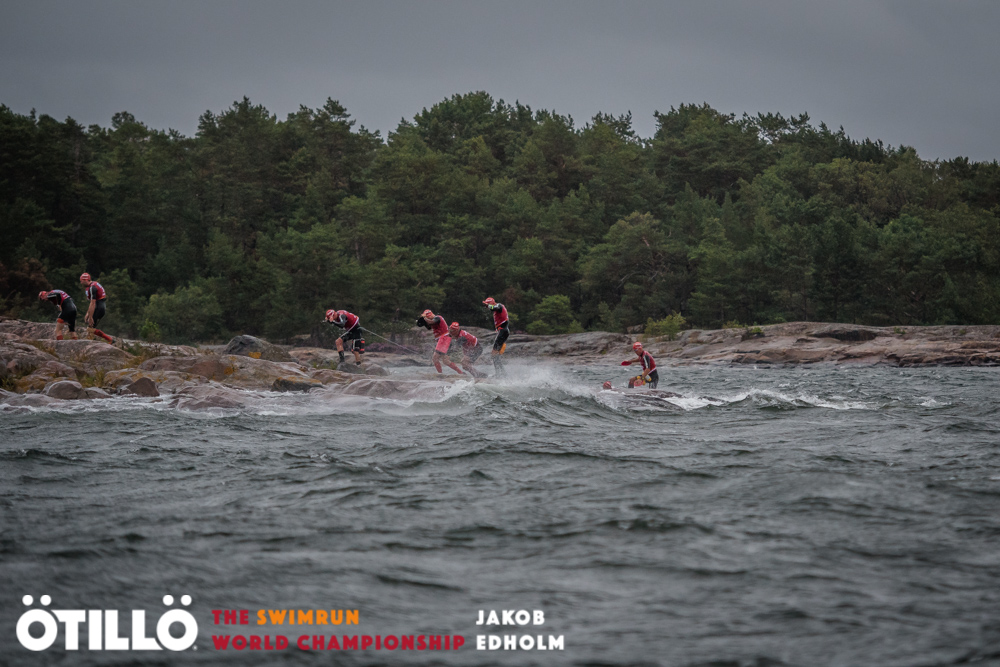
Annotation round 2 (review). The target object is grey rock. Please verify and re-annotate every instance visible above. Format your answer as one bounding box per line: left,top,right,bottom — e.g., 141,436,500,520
83,387,112,399
272,377,322,392
124,377,160,397
45,380,84,400
223,335,293,362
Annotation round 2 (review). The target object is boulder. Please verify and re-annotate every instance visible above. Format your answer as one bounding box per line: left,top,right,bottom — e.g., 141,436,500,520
363,362,389,376
123,377,160,397
287,347,343,367
45,380,85,400
0,319,57,340
47,339,134,372
810,324,884,342
170,384,246,411
15,361,78,392
308,369,355,385
104,369,206,393
336,361,367,374
0,393,61,408
223,335,293,362
272,377,323,392
334,378,450,400
83,387,112,399
1,342,59,375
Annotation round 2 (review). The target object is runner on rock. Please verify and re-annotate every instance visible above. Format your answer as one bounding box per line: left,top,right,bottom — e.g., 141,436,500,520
39,290,78,340
325,308,365,365
416,310,463,375
482,297,510,376
622,341,658,389
79,273,114,344
449,322,486,377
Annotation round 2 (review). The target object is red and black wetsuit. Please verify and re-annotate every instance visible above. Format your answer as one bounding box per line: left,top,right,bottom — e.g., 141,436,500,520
635,351,658,388
46,290,77,331
456,329,483,362
84,281,107,326
329,310,363,351
416,315,454,357
487,302,510,351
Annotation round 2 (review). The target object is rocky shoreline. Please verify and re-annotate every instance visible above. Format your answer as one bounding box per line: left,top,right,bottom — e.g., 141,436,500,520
2,318,999,410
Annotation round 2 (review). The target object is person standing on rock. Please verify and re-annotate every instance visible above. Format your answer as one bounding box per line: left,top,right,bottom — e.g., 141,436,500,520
79,273,115,344
39,290,79,340
449,322,486,377
325,309,364,365
622,341,658,389
482,297,510,376
416,310,463,375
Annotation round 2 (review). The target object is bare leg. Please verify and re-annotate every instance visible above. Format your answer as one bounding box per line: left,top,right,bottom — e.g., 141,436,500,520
335,338,346,362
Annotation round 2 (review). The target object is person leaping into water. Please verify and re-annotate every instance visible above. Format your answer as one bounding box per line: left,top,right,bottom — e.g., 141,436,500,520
482,297,509,376
79,273,114,344
416,310,463,375
39,290,78,340
449,322,487,377
325,308,365,365
622,341,658,389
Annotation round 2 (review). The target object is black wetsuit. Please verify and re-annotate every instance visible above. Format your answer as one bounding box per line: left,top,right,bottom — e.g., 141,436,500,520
46,290,77,331
85,282,107,326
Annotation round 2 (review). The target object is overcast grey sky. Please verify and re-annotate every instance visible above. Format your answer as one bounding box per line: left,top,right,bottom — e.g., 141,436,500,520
2,1,998,161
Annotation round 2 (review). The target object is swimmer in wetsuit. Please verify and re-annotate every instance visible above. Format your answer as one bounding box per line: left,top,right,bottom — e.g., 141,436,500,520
622,341,658,389
448,322,487,377
79,273,114,344
325,309,365,365
416,310,463,375
482,297,509,376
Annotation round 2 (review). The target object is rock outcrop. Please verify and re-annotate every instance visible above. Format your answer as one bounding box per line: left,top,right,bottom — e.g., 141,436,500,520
223,335,293,362
122,377,160,397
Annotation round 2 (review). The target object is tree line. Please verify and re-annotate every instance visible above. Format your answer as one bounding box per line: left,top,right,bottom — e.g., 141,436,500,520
2,93,999,343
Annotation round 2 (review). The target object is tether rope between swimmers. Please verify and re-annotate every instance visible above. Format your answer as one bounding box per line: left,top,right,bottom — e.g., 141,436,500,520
359,327,423,355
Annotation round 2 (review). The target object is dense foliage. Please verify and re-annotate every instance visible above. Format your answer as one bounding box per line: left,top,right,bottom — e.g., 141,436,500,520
2,93,999,343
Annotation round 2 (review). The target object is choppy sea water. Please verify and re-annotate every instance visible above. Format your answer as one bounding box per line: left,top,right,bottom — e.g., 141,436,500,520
2,364,1000,666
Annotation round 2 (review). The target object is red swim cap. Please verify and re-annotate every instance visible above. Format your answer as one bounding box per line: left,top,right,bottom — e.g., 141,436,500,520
482,297,496,306
602,381,612,390
422,309,434,319
38,291,49,300
79,273,91,282
632,341,643,351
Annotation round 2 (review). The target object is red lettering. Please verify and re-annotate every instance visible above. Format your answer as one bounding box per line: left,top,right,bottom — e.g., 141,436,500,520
402,635,414,650
417,635,426,650
239,609,249,625
224,610,237,624
212,610,223,625
429,635,441,650
212,636,231,649
376,635,381,649
361,635,373,650
298,635,310,650
233,636,247,650
453,636,465,650
445,635,450,650
277,636,288,650
385,635,398,650
250,636,261,650
343,636,358,650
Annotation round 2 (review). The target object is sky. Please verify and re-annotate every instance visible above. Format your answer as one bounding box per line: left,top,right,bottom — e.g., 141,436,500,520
1,0,998,161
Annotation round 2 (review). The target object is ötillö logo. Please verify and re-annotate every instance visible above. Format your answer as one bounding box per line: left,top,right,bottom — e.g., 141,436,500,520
16,594,198,652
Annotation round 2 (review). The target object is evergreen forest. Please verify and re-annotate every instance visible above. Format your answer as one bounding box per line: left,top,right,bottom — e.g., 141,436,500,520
2,92,999,343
